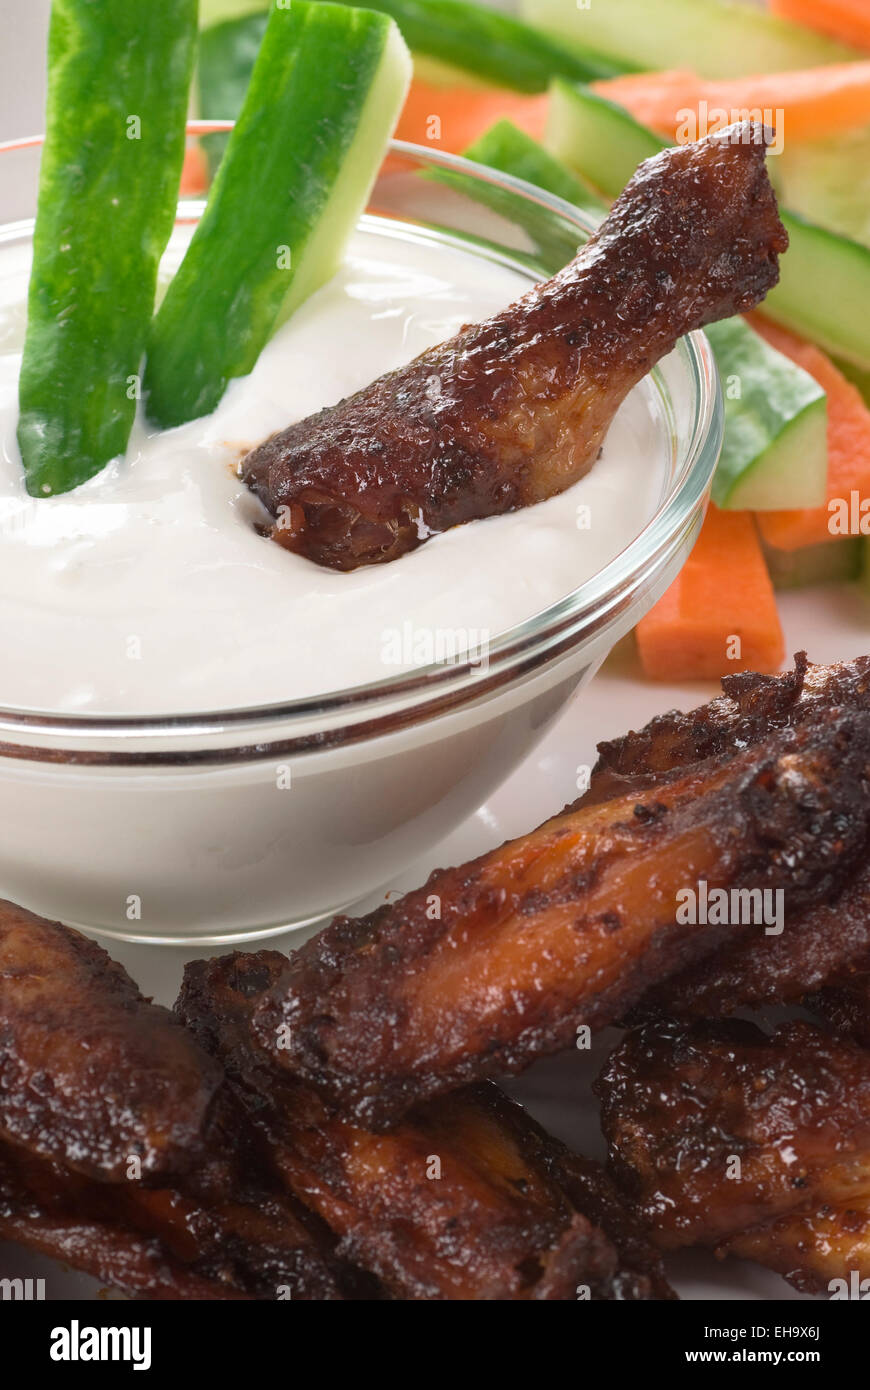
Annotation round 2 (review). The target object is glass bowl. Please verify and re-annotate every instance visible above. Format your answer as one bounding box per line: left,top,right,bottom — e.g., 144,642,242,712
0,125,723,943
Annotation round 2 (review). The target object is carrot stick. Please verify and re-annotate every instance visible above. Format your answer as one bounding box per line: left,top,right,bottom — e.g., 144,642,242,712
179,144,209,197
395,77,548,153
636,506,785,681
596,61,870,140
770,0,870,54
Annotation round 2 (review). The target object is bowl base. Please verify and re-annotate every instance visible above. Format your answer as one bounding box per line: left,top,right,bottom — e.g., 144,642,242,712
53,904,350,949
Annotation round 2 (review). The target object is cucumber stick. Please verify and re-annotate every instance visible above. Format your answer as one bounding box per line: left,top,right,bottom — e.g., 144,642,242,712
428,121,606,279
465,121,606,218
146,3,411,429
546,81,870,373
522,0,860,77
546,84,661,200
765,213,870,371
773,128,870,249
331,0,628,89
705,319,827,511
17,0,197,496
763,536,861,590
199,0,629,93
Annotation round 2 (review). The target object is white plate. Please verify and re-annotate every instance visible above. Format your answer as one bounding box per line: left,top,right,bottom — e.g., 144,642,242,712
6,581,866,1300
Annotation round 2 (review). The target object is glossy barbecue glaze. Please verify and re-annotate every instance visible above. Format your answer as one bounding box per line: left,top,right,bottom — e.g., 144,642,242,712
243,122,787,570
597,1017,870,1293
0,900,223,1181
255,711,870,1126
590,654,870,1017
179,950,672,1301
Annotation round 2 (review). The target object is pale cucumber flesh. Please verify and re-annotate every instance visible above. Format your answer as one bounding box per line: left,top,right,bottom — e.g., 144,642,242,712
545,83,660,200
772,129,870,249
521,0,860,77
765,212,870,372
705,318,827,511
278,21,412,325
199,0,266,25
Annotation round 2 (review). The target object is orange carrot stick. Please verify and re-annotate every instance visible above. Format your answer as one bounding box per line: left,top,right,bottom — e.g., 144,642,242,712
395,78,548,154
770,0,870,54
596,62,870,141
179,144,209,197
636,506,785,681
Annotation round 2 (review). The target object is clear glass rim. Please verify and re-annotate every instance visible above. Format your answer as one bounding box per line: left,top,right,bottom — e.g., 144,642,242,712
0,124,723,750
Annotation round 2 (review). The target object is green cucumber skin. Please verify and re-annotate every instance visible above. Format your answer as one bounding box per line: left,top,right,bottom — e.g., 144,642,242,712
464,121,607,217
766,212,870,372
764,536,861,590
426,121,606,279
547,82,870,372
522,0,860,77
335,0,629,89
198,12,269,173
146,3,409,429
705,318,827,511
199,0,630,96
17,0,198,497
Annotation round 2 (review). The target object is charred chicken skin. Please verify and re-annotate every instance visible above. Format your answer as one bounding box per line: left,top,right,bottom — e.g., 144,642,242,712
0,899,223,1183
586,654,870,1017
8,653,870,1298
0,903,668,1300
178,951,672,1301
0,900,360,1300
0,1134,356,1301
597,1018,870,1293
807,952,870,1049
0,1143,252,1301
242,123,787,571
255,711,870,1126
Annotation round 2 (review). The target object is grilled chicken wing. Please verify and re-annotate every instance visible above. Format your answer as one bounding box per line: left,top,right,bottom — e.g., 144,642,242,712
255,711,870,1126
0,1137,356,1301
0,899,223,1183
178,951,672,1300
0,1143,250,1301
647,869,870,1019
592,651,870,782
118,1179,357,1300
719,1202,870,1295
0,900,361,1299
807,952,870,1049
597,1018,870,1293
590,655,870,1017
243,123,787,571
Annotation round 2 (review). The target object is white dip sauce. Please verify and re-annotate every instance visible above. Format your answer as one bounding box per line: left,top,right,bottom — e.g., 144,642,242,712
0,224,667,715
